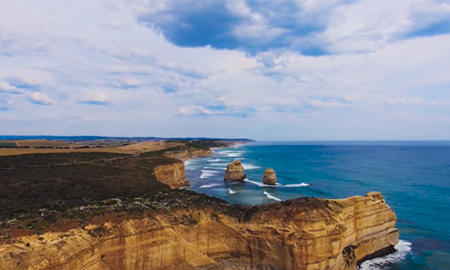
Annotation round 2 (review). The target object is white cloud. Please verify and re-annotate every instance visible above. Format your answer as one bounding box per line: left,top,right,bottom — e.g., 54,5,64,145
307,99,346,110
0,81,23,94
77,92,110,105
0,0,449,139
29,92,52,105
5,76,43,89
178,106,217,116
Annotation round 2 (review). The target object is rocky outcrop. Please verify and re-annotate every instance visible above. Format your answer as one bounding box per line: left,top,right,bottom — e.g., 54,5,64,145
152,160,189,189
262,168,277,185
162,148,211,161
0,192,398,270
224,160,246,181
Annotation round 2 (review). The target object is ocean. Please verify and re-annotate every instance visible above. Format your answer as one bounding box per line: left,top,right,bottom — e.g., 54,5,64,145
185,141,450,270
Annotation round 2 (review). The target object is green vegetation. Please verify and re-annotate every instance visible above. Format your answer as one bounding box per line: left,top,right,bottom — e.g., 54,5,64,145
0,152,172,219
0,142,17,148
140,142,209,157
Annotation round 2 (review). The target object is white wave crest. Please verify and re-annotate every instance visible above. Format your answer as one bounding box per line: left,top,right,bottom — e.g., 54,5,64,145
221,150,245,153
207,158,221,162
208,163,229,166
264,191,282,201
242,163,261,170
283,183,309,187
184,160,192,166
200,184,221,188
200,169,222,179
227,153,242,157
203,166,225,170
358,240,412,270
228,189,236,194
244,179,280,187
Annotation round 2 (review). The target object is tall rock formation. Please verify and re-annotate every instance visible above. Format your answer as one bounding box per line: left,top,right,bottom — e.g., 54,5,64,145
263,168,277,185
224,160,246,181
152,160,189,188
0,192,399,270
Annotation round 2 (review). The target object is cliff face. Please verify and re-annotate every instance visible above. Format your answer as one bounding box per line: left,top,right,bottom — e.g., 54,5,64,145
162,148,211,160
0,192,398,270
262,168,277,185
224,160,246,181
152,160,189,188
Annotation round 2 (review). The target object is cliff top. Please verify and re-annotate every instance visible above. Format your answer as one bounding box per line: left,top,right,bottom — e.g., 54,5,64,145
0,187,388,241
0,140,215,220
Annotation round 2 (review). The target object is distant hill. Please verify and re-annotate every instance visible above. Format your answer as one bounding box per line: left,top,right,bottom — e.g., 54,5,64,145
0,135,255,142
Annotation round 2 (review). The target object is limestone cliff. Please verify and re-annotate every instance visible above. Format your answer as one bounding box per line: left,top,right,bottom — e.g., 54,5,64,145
152,160,189,188
162,147,211,161
0,191,398,270
224,160,246,181
262,168,277,185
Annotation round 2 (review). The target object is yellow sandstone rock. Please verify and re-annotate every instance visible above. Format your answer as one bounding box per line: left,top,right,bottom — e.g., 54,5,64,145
224,160,246,181
262,168,277,185
152,161,190,188
0,192,398,270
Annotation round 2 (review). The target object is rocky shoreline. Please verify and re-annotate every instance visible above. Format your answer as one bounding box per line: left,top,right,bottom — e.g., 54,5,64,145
0,191,399,270
0,140,399,270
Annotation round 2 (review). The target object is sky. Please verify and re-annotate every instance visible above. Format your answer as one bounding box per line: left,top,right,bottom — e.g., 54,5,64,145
1,0,450,140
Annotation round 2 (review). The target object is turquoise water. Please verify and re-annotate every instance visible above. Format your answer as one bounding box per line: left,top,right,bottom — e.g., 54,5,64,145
186,142,450,270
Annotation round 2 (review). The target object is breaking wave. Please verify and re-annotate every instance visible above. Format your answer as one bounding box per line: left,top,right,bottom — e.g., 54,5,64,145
241,163,261,170
200,169,222,179
358,240,412,270
264,191,282,201
244,179,281,187
203,166,225,170
282,183,310,187
200,184,221,188
228,189,236,194
208,163,229,167
243,179,308,188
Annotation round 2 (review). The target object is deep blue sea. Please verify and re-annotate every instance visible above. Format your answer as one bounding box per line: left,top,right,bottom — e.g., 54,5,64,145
185,141,450,270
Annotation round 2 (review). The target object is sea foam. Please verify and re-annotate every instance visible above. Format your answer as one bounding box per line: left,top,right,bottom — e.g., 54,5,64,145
283,183,310,187
241,163,261,170
200,184,221,188
244,179,281,187
200,169,222,179
228,189,236,194
264,191,282,201
358,240,412,270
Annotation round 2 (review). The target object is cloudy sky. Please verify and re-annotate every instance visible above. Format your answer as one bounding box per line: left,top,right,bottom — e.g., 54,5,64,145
1,0,450,140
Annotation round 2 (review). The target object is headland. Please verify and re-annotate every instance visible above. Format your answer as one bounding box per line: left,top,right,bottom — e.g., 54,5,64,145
0,137,399,270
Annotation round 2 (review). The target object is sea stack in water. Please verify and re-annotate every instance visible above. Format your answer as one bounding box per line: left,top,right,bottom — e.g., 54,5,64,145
224,160,246,181
263,168,277,185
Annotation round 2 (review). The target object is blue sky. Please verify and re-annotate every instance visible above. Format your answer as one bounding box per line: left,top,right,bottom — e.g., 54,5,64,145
1,0,450,140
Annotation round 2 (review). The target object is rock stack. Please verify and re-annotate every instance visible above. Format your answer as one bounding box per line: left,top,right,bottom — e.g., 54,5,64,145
262,168,277,185
224,160,246,181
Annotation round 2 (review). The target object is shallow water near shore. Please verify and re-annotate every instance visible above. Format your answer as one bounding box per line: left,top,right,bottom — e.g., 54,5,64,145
186,141,450,270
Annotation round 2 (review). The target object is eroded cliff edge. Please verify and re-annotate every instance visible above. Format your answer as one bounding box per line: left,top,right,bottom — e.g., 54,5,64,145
0,191,398,270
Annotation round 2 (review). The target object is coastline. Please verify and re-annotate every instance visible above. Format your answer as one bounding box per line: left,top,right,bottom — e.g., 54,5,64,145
0,191,399,270
0,140,402,270
183,143,404,269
